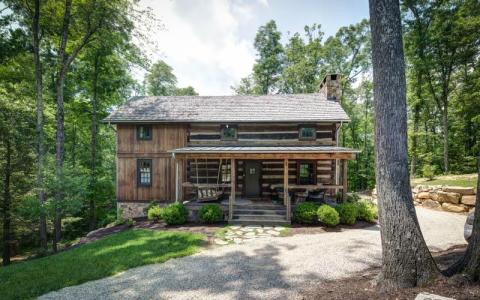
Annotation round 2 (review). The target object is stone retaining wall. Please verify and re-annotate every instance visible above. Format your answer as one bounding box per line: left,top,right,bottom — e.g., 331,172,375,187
372,185,476,213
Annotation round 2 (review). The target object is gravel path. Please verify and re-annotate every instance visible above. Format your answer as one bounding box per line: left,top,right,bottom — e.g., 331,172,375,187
39,207,466,300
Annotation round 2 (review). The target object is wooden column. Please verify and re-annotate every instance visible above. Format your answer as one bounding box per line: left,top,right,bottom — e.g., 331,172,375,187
342,159,348,201
284,159,291,221
229,158,236,221
175,158,182,202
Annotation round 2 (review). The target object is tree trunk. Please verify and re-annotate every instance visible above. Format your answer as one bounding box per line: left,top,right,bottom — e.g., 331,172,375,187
33,0,48,252
446,151,480,279
2,138,12,266
89,53,99,231
369,0,439,290
442,106,449,173
410,102,420,177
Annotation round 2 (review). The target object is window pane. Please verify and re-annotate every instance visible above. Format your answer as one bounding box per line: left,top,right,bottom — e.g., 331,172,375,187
138,160,152,185
138,126,152,140
222,127,236,139
298,162,315,185
300,127,315,139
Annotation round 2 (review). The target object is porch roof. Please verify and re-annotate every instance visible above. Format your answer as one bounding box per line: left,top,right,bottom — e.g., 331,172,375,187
170,146,360,160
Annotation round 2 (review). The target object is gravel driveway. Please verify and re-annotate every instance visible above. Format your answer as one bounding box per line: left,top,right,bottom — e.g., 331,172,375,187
39,207,466,300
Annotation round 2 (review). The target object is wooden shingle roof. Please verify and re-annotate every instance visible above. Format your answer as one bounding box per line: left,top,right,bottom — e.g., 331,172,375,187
104,93,350,123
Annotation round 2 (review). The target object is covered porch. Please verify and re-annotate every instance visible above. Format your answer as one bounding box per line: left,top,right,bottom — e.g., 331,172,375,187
170,146,359,224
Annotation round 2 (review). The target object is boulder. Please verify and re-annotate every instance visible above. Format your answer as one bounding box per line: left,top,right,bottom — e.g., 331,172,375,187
422,200,441,210
442,202,467,213
461,195,476,206
430,192,439,201
436,191,461,204
417,191,431,200
415,292,454,300
442,186,475,195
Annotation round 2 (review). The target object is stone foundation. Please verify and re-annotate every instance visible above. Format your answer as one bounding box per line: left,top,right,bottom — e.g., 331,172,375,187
372,185,476,214
117,201,229,222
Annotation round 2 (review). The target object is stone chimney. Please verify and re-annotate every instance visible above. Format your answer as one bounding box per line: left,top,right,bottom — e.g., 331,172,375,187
319,74,341,101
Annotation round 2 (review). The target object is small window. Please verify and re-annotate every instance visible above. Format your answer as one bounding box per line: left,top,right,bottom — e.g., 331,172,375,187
221,163,231,183
137,125,152,140
221,125,237,140
297,161,316,185
137,159,152,186
299,126,316,140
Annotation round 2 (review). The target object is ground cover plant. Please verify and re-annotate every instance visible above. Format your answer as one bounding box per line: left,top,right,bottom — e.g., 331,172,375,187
0,229,204,300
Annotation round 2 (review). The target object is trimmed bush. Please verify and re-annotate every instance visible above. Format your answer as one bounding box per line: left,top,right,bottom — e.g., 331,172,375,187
346,192,361,203
294,202,320,224
162,203,189,225
356,201,378,223
335,203,358,225
199,204,223,223
317,205,340,227
147,205,163,222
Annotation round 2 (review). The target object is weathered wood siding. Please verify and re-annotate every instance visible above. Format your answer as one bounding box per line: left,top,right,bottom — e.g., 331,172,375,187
117,124,188,202
188,123,337,146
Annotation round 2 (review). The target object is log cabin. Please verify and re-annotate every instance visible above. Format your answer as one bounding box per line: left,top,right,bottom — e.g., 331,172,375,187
104,74,359,225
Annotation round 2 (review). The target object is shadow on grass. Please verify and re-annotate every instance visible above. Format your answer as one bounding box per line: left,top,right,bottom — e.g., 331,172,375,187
0,229,204,300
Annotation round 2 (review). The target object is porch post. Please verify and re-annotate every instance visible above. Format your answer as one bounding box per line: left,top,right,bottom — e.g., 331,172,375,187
175,158,182,202
229,158,236,221
342,159,348,201
284,158,291,221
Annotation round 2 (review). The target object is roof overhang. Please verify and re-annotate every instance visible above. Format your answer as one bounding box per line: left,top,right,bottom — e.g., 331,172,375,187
103,119,350,124
169,146,360,160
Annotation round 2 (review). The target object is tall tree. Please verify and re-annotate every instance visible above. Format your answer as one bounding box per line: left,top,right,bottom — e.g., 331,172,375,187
32,0,48,252
252,20,283,94
145,60,177,96
369,0,439,289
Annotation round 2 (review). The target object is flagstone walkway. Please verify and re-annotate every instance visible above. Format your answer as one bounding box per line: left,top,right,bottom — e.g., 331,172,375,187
214,225,286,245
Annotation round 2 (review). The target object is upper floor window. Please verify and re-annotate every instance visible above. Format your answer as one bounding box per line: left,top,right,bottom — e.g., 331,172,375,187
221,125,237,140
137,125,152,140
137,159,152,186
299,126,316,140
297,161,317,185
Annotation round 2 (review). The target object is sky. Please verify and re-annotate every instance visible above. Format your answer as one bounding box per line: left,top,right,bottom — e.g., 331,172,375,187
138,0,369,96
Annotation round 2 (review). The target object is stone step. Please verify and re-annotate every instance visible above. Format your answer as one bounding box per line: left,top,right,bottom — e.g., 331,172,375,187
229,218,291,226
233,214,286,220
234,204,285,210
234,209,286,216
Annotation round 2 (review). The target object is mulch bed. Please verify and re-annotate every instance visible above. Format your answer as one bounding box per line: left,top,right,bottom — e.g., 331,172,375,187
298,245,480,300
286,220,377,236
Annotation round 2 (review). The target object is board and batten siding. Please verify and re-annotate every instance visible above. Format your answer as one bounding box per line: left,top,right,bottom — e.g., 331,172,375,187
116,124,188,202
188,123,337,146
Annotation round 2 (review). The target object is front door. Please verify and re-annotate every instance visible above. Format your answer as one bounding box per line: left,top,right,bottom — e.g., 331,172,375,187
244,160,261,198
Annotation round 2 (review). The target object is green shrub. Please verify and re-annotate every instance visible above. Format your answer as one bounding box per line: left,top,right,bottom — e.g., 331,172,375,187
346,192,361,203
199,204,223,223
162,203,189,225
356,201,378,223
317,205,340,227
294,202,320,224
422,164,436,181
335,203,358,225
147,205,164,222
144,201,159,214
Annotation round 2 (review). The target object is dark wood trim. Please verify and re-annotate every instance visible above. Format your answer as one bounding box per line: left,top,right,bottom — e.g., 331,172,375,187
296,160,317,185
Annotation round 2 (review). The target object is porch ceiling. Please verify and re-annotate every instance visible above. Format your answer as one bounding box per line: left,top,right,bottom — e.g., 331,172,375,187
169,146,359,160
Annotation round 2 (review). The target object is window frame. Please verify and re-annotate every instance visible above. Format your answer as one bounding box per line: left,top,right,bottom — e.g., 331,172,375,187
220,124,238,141
296,161,317,185
298,125,317,141
136,125,153,141
137,159,153,187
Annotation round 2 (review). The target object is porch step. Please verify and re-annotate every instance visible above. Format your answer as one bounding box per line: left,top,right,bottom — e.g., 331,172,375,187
230,203,290,225
233,214,286,220
229,218,291,226
234,209,286,216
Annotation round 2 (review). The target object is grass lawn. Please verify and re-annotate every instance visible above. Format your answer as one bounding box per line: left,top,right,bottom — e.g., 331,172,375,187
0,229,205,300
411,173,478,188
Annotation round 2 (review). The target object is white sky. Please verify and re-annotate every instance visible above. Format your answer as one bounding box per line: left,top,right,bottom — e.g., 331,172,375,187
137,0,369,96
